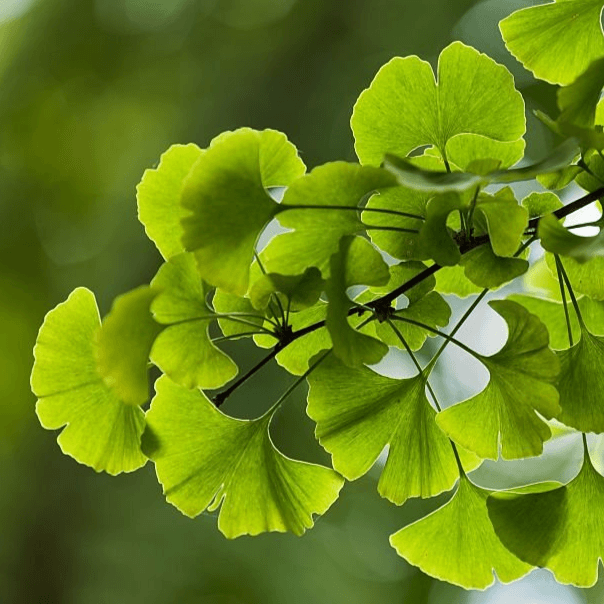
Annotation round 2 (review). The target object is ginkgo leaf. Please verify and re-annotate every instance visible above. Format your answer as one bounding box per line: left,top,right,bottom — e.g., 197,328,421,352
137,143,203,260
150,253,238,389
326,236,389,366
248,267,324,312
558,57,604,128
472,188,528,257
499,0,604,86
96,286,163,405
31,288,147,475
419,192,464,266
181,128,305,295
537,166,582,191
436,300,561,460
435,265,484,298
352,42,525,167
460,245,529,289
445,134,525,171
306,355,473,505
539,213,604,262
546,253,604,300
556,325,604,432
143,376,344,538
263,162,396,277
521,191,563,218
213,287,266,338
383,139,580,193
576,151,604,191
488,451,604,587
362,187,430,261
390,475,532,590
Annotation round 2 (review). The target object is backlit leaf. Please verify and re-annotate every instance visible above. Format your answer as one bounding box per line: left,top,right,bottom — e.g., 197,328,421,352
144,376,344,538
31,288,146,475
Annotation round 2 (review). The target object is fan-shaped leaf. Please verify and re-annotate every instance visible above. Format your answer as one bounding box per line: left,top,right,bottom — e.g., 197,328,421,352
436,300,560,459
144,376,343,538
31,288,147,475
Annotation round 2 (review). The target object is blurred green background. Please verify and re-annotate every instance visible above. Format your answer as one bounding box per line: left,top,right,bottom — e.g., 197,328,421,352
1,0,602,602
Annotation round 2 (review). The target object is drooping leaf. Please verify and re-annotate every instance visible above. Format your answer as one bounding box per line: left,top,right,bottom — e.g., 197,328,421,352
546,252,604,300
181,128,305,295
539,213,604,262
558,57,604,128
307,355,476,505
499,0,604,86
556,325,604,432
472,188,528,257
460,245,529,289
137,143,203,259
325,236,390,366
390,475,532,589
352,42,525,167
384,139,580,193
96,286,163,405
445,134,525,171
144,376,344,538
31,288,147,475
419,192,464,266
263,162,397,277
248,267,324,312
436,300,561,460
488,451,604,587
537,166,583,191
150,253,238,389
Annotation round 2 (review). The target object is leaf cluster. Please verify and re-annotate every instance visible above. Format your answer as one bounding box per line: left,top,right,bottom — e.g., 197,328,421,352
30,0,604,590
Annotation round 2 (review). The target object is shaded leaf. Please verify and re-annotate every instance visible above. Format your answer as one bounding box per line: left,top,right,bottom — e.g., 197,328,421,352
540,213,604,262
436,300,561,459
96,286,163,405
488,452,604,587
460,245,529,289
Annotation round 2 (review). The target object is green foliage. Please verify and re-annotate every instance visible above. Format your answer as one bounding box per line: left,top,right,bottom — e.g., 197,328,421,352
29,2,604,591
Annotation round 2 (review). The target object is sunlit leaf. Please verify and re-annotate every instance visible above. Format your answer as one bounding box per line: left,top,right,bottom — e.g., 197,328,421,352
263,162,396,277
558,57,604,128
390,475,532,589
181,128,305,295
96,286,162,405
546,253,604,300
436,300,560,459
137,143,203,259
352,42,525,166
31,288,146,475
307,355,475,505
488,452,604,587
144,376,344,537
521,191,563,218
460,245,529,289
435,265,483,298
150,253,238,389
419,192,464,266
500,0,604,85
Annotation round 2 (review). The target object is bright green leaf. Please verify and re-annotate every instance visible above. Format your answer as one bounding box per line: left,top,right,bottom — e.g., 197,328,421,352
537,166,582,191
521,191,563,218
460,245,529,289
540,213,604,262
31,288,147,475
435,265,483,298
96,286,162,405
144,376,344,538
137,143,203,259
419,192,463,266
499,0,604,85
390,475,532,589
488,452,604,587
213,287,266,338
446,134,525,171
352,42,525,166
558,57,604,128
307,355,472,504
150,253,238,389
556,325,604,432
181,128,305,295
546,253,604,300
263,162,396,277
436,300,561,460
